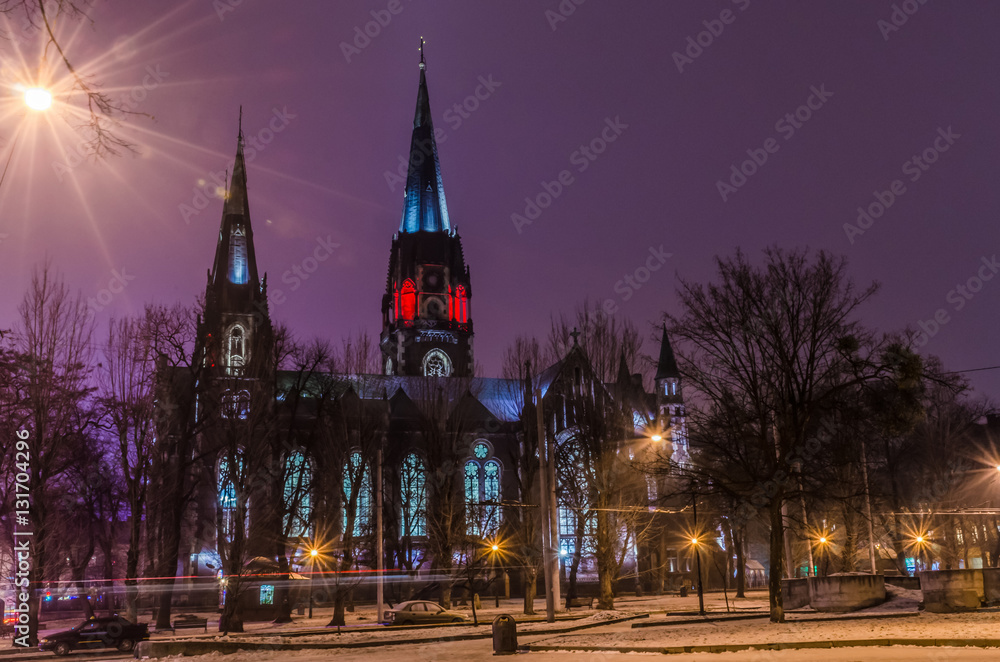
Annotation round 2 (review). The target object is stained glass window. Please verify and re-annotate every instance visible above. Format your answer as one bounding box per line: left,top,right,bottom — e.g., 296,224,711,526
229,229,248,285
401,453,426,537
259,585,274,605
465,461,480,536
473,442,489,460
284,452,312,538
343,451,371,538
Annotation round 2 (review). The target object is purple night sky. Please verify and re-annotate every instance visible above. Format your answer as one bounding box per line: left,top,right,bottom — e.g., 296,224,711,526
1,1,998,397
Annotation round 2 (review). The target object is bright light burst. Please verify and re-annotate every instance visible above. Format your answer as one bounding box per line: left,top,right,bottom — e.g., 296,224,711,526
23,87,52,111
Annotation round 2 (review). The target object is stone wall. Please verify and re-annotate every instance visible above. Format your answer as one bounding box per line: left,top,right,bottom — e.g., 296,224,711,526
919,569,984,613
781,578,810,610
807,574,885,613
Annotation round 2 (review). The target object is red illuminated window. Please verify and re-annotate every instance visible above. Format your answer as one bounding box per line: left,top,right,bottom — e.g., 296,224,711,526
400,279,416,321
455,285,468,324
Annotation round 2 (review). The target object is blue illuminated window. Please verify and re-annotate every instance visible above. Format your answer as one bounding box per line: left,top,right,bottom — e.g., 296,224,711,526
229,229,248,284
401,453,426,537
259,585,274,605
343,452,371,537
284,452,312,538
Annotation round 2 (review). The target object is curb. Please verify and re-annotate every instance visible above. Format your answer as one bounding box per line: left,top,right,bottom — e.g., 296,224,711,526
523,637,1000,655
632,610,920,628
133,613,649,658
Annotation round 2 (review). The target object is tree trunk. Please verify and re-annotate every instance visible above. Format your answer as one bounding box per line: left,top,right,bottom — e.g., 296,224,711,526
596,509,615,610
272,556,293,623
522,567,536,615
329,588,347,627
733,523,747,598
768,497,785,623
439,580,452,609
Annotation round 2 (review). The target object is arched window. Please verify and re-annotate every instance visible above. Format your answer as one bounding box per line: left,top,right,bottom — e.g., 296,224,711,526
228,228,248,285
221,389,250,419
465,461,480,536
284,452,312,538
218,454,247,542
400,279,416,321
482,460,501,535
229,326,245,367
343,451,371,538
400,453,426,537
455,285,468,324
422,349,452,377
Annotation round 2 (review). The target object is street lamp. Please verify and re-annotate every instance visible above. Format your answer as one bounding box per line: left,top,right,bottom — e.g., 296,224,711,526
689,535,705,616
308,547,319,618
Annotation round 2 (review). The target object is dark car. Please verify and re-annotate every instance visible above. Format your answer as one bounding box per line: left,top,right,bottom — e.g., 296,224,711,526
39,615,149,656
384,600,467,626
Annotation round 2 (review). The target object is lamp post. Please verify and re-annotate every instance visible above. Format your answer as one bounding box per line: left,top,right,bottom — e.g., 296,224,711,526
308,548,318,619
691,495,705,616
491,543,501,608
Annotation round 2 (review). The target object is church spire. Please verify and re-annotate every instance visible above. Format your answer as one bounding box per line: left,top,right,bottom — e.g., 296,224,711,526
224,106,250,219
655,325,680,380
399,38,451,234
209,111,260,291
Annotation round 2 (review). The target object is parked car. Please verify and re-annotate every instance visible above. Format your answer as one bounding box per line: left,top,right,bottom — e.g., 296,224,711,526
385,601,467,626
39,615,149,656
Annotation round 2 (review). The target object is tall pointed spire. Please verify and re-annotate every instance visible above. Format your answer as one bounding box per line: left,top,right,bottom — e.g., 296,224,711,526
655,325,680,380
209,111,260,290
224,106,250,218
399,38,451,234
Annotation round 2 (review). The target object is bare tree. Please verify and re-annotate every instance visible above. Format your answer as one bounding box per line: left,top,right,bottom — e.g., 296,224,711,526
98,313,157,621
1,0,147,156
6,262,95,643
668,247,922,622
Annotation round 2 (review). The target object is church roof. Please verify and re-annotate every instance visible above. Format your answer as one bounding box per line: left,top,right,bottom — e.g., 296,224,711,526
398,40,451,234
655,325,680,380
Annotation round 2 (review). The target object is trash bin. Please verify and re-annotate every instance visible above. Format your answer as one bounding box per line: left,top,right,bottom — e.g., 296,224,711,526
680,585,689,597
492,614,517,655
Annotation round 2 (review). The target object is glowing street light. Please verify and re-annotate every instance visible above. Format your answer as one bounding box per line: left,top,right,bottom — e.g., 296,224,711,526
23,87,52,111
915,535,924,544
491,544,499,552
819,537,827,544
651,434,663,442
310,548,319,558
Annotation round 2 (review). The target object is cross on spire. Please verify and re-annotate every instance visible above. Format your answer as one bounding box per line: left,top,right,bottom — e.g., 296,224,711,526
570,327,581,347
419,37,426,71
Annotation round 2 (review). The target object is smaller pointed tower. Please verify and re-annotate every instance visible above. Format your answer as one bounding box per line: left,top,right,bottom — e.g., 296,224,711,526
380,41,473,377
655,325,687,464
200,112,272,376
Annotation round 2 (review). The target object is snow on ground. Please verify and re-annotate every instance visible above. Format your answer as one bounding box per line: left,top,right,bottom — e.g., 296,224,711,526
530,610,1000,650
144,642,1000,662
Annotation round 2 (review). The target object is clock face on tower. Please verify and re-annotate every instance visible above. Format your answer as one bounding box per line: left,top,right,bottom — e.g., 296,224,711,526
385,357,394,375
